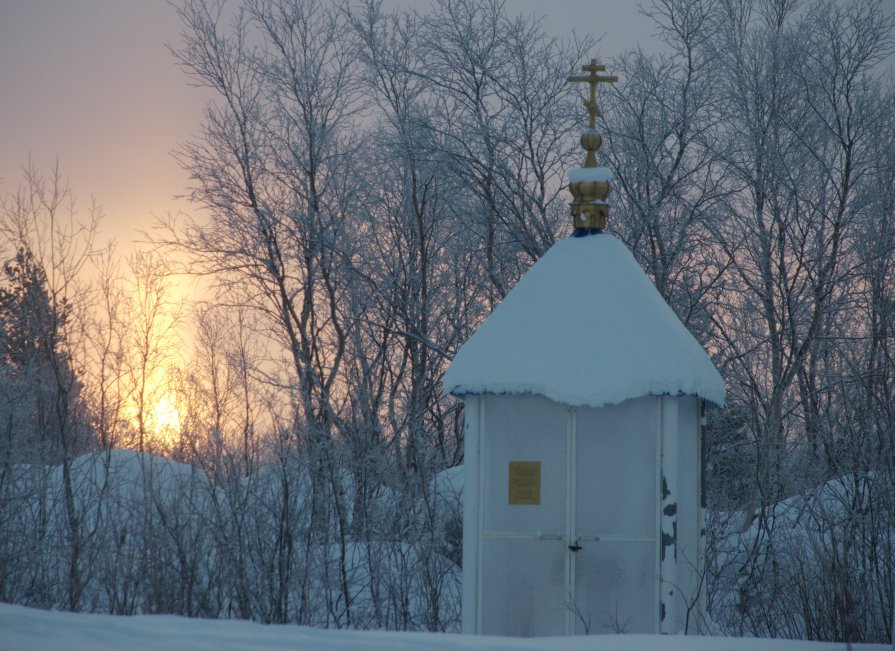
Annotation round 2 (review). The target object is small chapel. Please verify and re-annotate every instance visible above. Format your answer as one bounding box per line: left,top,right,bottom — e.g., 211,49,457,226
443,59,726,637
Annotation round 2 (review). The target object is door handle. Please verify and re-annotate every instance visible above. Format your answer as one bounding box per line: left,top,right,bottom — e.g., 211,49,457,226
568,539,582,552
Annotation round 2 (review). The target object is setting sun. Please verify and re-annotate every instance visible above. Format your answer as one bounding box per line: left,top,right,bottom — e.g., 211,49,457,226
126,369,185,450
146,389,181,438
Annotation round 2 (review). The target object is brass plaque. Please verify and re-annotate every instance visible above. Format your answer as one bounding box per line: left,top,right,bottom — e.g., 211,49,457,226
508,461,541,505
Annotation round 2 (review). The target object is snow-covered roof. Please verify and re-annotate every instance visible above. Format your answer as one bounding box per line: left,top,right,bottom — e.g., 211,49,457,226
567,166,613,183
443,234,725,407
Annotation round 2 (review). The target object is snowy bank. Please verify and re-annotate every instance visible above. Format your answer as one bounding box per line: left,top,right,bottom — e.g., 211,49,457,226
0,603,888,651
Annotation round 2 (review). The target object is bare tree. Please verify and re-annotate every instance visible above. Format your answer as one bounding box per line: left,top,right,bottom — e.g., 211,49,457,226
0,161,102,610
123,251,182,454
603,0,729,344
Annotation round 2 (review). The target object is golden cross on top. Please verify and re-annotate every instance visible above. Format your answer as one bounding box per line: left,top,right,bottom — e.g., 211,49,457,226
568,58,617,129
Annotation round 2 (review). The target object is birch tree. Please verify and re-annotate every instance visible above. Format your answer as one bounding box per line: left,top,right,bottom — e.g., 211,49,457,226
0,162,101,610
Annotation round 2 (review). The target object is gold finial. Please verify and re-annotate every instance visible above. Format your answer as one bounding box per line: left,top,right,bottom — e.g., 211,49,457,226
567,58,617,233
567,58,617,167
568,58,617,129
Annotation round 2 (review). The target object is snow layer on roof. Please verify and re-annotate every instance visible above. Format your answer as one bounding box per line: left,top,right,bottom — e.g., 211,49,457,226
567,166,613,183
443,234,725,407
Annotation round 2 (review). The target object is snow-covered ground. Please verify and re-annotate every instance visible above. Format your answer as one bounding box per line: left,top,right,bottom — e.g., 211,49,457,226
0,603,888,651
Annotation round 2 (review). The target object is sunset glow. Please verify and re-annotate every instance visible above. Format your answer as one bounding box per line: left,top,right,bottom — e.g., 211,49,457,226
126,368,185,450
146,389,182,439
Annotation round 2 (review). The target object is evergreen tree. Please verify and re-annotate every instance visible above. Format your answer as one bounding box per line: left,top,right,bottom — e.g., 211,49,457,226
0,247,80,463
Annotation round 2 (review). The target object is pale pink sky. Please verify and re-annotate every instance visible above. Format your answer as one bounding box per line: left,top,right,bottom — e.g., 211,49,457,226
0,1,658,249
1,1,203,247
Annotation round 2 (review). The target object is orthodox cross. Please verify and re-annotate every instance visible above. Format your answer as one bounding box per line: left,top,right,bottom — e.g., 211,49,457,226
567,58,618,129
